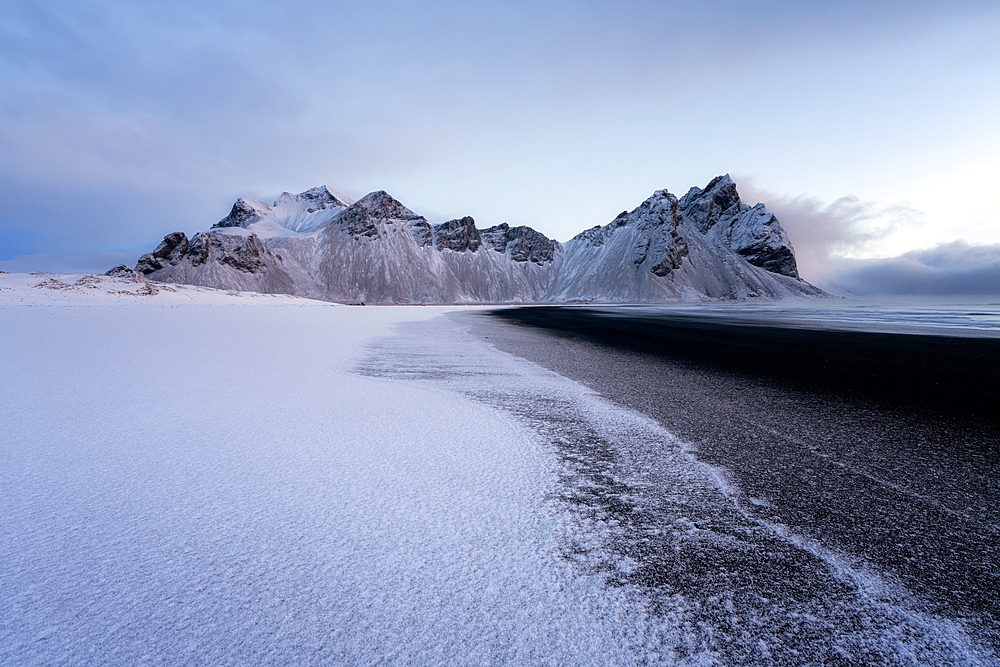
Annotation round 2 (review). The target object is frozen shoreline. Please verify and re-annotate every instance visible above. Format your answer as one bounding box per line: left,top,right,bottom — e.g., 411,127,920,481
465,306,1000,660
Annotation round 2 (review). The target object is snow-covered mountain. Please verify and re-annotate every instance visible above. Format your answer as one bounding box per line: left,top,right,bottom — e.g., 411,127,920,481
126,176,825,303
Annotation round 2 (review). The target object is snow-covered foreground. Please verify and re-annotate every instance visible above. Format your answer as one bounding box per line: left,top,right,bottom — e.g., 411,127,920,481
1,274,993,665
0,275,655,665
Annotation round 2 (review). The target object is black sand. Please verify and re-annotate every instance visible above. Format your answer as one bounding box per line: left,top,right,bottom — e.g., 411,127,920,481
470,306,1000,648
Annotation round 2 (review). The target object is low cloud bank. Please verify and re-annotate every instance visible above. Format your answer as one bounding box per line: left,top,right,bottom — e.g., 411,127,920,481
0,251,139,274
735,181,919,285
824,241,1000,296
736,180,1000,296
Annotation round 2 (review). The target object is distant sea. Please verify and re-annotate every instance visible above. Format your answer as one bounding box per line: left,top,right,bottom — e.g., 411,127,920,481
611,297,1000,338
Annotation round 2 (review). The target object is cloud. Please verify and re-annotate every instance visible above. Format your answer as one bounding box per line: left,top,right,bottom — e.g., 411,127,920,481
825,241,1000,296
2,0,999,263
733,179,1000,296
0,250,140,274
733,179,923,284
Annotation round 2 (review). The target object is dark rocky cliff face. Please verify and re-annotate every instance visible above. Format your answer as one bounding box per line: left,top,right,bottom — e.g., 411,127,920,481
679,175,799,278
481,223,557,264
433,216,482,252
727,206,799,277
634,190,689,277
136,231,277,275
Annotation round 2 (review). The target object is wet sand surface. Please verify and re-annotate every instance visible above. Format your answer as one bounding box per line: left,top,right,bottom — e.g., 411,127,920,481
464,306,1000,657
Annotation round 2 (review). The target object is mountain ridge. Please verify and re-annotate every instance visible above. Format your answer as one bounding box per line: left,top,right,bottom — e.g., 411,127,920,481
123,176,825,303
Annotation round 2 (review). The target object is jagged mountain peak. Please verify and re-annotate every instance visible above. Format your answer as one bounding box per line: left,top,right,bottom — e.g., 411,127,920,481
679,174,742,234
347,191,424,222
330,190,427,240
213,198,269,229
213,186,352,233
680,173,735,199
674,175,798,278
275,185,352,210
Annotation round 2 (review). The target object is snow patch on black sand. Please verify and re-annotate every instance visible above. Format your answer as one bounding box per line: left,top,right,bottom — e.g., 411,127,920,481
358,311,994,666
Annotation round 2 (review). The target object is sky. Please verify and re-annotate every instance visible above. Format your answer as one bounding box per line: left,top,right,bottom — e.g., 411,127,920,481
2,0,999,293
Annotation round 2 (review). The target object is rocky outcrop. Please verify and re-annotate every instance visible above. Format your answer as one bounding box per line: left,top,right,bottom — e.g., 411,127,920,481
186,233,275,273
679,174,798,278
481,223,557,264
135,232,189,274
433,216,482,252
136,231,277,275
104,265,145,280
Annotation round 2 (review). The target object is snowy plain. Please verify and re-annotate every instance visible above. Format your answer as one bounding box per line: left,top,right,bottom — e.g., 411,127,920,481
0,274,665,665
1,273,995,665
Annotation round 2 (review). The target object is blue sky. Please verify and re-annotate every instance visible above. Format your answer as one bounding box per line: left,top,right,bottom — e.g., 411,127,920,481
2,0,999,290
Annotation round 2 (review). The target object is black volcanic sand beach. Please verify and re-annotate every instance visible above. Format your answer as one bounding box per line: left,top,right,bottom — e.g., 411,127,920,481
469,306,1000,653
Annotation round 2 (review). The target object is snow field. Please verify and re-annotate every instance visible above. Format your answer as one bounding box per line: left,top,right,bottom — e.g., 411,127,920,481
0,292,670,665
